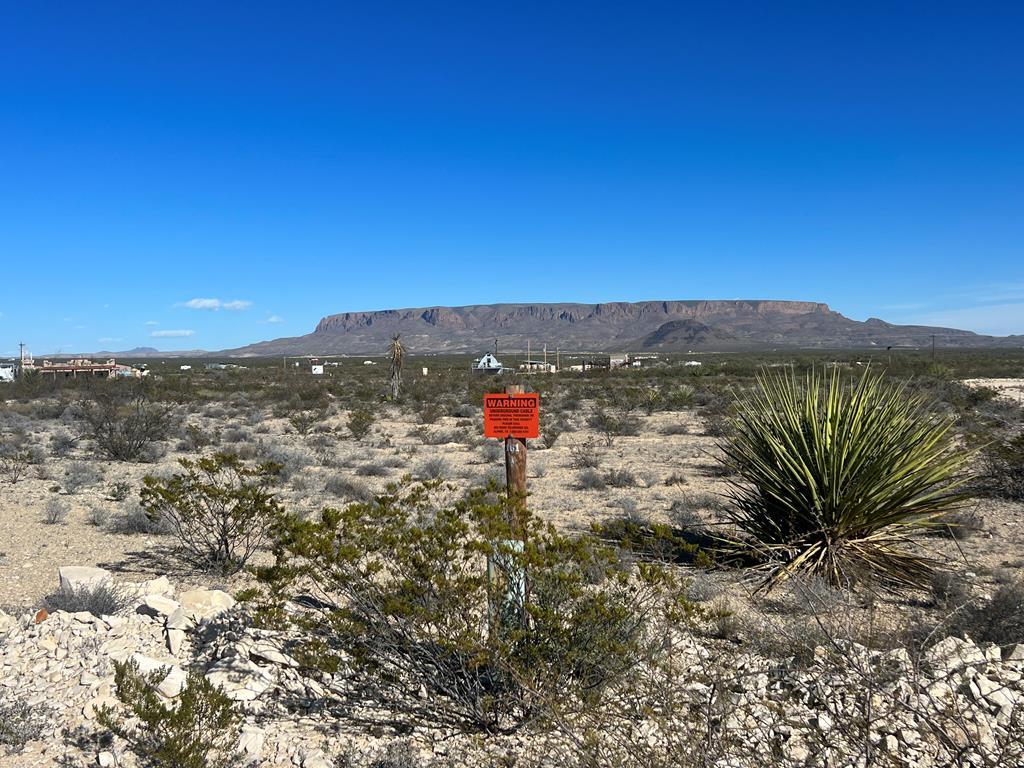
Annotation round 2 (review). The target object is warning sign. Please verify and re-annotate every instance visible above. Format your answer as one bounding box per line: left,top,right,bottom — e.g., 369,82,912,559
483,393,540,439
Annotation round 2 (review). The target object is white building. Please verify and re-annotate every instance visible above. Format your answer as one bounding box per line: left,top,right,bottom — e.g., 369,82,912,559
472,352,504,374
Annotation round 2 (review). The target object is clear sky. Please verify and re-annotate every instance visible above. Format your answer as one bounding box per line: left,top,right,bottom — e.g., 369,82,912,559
1,1,1022,354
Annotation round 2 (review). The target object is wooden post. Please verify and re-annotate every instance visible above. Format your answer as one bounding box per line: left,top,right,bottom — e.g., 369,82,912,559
493,384,528,630
504,384,528,508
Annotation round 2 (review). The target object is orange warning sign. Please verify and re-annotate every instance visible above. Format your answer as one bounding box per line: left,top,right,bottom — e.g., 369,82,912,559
483,393,540,439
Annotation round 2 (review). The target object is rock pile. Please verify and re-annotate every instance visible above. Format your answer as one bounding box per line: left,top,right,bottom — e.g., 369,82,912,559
1,566,1022,767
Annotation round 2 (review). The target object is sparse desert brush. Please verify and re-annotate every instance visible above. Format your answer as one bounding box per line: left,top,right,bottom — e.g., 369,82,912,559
62,461,101,494
722,367,973,593
43,498,69,525
46,581,133,616
324,475,373,501
98,658,241,768
578,468,606,490
255,481,689,733
981,433,1024,500
568,439,601,469
79,386,176,462
347,407,375,440
417,457,449,480
141,452,284,575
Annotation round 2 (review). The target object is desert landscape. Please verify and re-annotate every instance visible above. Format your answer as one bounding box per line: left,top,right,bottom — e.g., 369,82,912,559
2,347,1023,767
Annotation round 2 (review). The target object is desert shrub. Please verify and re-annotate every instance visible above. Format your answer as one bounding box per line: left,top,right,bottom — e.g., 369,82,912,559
722,367,972,592
87,504,109,527
0,450,31,484
0,697,53,755
108,480,132,501
80,388,176,462
141,452,283,575
578,468,606,490
256,481,687,733
347,407,375,440
589,406,640,446
980,433,1024,500
663,384,696,410
659,422,690,436
111,500,173,535
663,472,687,486
63,461,101,494
931,507,984,540
930,569,971,609
541,420,564,449
356,463,389,477
605,468,637,488
955,580,1024,646
324,475,373,501
49,431,77,457
415,401,444,425
288,406,327,437
668,503,705,532
367,742,420,768
417,457,449,480
98,658,240,768
568,439,602,469
183,423,220,450
479,442,503,464
221,427,248,444
45,581,133,615
43,498,68,525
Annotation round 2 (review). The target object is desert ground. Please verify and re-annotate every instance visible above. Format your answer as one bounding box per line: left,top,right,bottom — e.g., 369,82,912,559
1,352,1023,767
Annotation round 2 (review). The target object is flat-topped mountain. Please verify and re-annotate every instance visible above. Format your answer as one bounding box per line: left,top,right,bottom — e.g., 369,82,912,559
220,300,1022,355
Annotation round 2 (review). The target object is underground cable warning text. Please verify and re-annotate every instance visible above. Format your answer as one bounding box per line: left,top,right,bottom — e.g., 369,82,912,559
483,393,540,439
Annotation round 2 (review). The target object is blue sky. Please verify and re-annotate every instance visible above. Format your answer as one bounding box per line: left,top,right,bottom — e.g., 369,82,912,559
1,1,1022,354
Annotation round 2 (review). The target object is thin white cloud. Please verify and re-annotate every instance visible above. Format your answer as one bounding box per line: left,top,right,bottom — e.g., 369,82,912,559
144,320,159,326
266,314,284,323
182,298,252,311
151,329,196,338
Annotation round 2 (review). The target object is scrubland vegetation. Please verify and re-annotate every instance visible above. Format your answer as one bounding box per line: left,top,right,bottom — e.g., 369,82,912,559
1,348,1023,766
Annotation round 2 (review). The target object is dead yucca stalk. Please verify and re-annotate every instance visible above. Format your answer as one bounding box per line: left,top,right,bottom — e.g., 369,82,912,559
722,366,972,593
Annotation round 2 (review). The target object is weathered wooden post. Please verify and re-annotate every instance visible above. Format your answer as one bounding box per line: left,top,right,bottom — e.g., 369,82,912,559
482,384,539,633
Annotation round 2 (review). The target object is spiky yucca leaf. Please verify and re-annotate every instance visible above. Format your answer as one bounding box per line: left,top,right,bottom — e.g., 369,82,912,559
722,367,972,593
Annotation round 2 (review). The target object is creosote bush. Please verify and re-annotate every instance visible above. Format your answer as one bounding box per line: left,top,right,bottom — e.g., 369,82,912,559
347,407,375,440
80,387,176,462
255,481,689,733
722,367,973,593
141,452,283,575
98,658,240,768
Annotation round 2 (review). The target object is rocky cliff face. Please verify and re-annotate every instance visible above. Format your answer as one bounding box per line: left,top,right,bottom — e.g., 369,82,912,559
221,299,1017,356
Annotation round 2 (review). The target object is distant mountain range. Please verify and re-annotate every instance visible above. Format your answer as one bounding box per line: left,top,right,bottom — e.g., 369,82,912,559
44,300,1022,359
216,300,1021,356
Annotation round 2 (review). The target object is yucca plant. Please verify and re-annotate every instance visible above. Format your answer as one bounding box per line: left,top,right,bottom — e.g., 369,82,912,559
388,333,404,400
722,366,973,593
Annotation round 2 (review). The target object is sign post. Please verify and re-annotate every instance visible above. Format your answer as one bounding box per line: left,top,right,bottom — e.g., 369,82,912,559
483,385,539,630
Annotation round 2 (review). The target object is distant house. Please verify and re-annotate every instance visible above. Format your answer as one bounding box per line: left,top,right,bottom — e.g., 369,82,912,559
309,357,324,375
518,359,556,373
472,352,504,374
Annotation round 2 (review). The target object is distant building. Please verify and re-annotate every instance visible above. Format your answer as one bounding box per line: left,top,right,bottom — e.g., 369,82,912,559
518,359,556,373
179,365,192,371
309,357,324,375
0,364,15,383
29,358,146,379
684,360,702,367
472,352,504,374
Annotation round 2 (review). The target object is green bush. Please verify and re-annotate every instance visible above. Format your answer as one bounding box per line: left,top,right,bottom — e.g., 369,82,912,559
721,367,972,593
256,481,687,733
141,452,283,575
80,387,176,462
98,658,240,768
347,407,375,440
